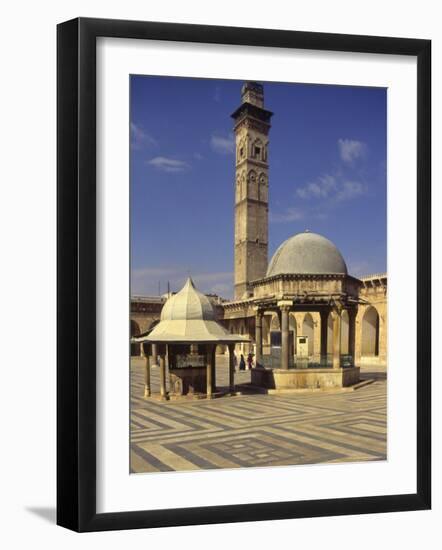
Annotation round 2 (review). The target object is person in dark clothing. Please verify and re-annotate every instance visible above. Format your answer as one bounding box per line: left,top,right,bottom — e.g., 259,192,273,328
247,352,253,370
239,354,246,371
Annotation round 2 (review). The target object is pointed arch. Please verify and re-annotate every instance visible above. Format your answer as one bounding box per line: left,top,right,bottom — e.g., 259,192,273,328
235,173,241,202
270,313,280,331
247,169,257,183
302,313,314,356
240,172,246,201
237,137,246,162
247,169,258,200
362,306,380,356
251,137,264,160
258,172,268,202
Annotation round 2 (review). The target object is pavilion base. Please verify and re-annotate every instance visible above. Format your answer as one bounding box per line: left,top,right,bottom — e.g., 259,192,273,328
168,391,236,401
251,366,360,391
148,393,170,401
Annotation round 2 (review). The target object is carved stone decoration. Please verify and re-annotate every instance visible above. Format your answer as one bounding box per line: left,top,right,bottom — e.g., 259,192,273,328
247,170,256,183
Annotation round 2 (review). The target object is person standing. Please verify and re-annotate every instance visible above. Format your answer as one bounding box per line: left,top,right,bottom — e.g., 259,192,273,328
239,354,246,371
247,352,253,370
233,351,238,372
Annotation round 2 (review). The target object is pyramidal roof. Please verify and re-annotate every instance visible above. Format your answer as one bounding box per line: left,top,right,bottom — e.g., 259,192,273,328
160,277,215,322
133,278,249,344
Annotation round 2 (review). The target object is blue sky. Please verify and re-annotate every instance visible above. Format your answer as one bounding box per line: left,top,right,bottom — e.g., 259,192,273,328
130,76,386,298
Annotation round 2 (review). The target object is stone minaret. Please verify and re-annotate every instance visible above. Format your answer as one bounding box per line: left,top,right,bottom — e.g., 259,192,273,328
231,82,273,300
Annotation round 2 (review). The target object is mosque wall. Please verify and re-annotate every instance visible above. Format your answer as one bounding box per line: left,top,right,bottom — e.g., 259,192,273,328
252,275,345,299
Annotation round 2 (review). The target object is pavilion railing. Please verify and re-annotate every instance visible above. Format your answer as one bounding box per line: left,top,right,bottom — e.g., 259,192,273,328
260,352,354,369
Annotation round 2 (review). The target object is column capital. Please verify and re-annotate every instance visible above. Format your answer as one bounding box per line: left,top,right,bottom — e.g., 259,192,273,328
253,306,264,317
277,300,293,310
332,302,344,315
347,307,358,319
319,308,330,318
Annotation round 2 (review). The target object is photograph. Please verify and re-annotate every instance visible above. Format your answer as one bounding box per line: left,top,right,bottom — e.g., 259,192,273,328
129,76,387,473
0,0,434,541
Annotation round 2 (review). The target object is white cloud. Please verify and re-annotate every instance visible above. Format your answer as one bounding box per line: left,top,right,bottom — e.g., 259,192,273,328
130,122,157,150
210,133,234,155
296,174,337,199
271,138,370,224
269,207,304,223
336,180,366,201
296,173,366,203
338,138,367,163
147,156,190,173
274,170,367,225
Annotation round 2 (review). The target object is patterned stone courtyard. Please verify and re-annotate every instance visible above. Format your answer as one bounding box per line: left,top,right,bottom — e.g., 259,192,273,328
130,356,387,473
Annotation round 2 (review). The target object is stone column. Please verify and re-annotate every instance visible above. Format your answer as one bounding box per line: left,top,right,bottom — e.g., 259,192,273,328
143,348,151,398
278,301,292,370
354,307,363,366
348,309,357,367
206,345,214,399
332,308,342,369
159,355,167,399
320,310,328,366
152,344,158,367
254,309,263,367
211,345,217,392
228,343,235,393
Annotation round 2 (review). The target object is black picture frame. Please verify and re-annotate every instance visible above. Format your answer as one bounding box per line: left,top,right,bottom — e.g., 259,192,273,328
57,17,431,532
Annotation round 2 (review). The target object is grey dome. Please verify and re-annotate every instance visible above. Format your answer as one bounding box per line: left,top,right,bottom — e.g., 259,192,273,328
266,231,347,277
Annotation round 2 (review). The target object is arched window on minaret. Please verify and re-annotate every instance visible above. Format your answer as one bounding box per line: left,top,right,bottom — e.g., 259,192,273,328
235,174,241,202
251,138,264,161
237,137,246,164
258,173,267,202
240,172,246,201
247,170,257,200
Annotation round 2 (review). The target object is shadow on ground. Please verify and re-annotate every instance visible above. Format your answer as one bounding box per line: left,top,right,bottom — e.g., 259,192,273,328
361,371,387,381
26,506,56,524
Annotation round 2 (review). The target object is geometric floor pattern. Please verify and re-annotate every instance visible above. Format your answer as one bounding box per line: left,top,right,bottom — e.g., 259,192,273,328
130,357,387,473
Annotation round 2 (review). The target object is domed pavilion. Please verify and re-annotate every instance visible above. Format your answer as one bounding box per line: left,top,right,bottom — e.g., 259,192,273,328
224,230,362,390
133,278,248,400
